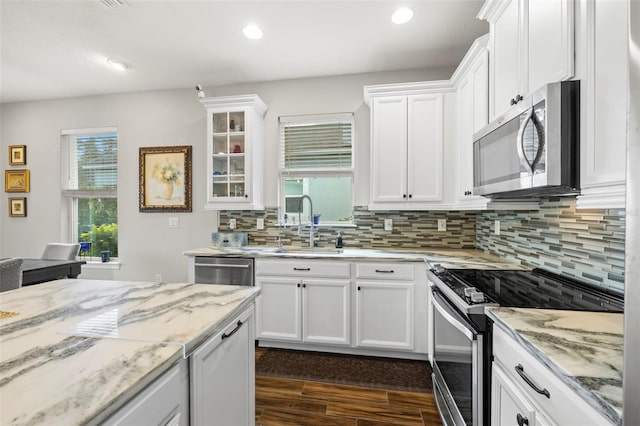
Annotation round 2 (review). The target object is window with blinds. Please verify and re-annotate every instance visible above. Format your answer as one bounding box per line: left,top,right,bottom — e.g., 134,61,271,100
61,127,118,259
280,113,353,171
278,114,354,225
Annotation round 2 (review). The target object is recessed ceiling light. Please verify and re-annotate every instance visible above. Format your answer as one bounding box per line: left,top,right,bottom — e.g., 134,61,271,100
392,7,414,24
243,24,263,40
107,58,129,71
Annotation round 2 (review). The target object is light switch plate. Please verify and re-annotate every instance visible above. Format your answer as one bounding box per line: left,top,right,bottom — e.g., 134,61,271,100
437,219,447,231
257,218,264,230
229,219,236,229
384,219,393,231
169,217,179,228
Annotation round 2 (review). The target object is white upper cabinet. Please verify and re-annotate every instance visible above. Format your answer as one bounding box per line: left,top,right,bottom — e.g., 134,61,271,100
451,35,491,209
200,94,267,210
575,0,628,209
479,0,575,120
365,82,449,210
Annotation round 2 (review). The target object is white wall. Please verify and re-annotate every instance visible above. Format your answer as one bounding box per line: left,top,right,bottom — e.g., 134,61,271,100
0,67,451,282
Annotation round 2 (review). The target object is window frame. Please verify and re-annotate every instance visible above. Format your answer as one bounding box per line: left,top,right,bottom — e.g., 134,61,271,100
278,113,355,226
60,127,118,262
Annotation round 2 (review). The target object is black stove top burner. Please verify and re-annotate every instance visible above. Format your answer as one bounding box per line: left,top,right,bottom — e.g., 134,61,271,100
443,268,624,312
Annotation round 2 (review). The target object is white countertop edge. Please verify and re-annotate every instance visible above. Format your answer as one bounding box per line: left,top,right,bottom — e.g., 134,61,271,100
486,309,622,425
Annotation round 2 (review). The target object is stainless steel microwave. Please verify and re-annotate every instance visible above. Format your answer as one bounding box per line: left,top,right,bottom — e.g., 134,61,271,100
473,81,580,198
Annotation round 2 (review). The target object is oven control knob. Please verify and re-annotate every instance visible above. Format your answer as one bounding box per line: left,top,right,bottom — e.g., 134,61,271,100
470,291,486,303
433,264,446,274
464,287,477,297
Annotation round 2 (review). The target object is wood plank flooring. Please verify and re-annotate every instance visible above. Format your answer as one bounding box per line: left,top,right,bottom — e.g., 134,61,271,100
255,349,443,425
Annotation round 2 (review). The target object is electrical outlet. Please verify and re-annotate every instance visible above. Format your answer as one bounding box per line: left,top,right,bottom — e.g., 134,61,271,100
494,220,501,235
169,217,179,228
257,218,264,230
384,219,393,231
437,219,447,232
155,274,162,283
229,219,236,229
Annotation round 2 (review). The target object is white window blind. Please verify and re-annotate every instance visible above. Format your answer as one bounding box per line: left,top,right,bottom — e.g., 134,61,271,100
61,129,117,197
280,113,353,170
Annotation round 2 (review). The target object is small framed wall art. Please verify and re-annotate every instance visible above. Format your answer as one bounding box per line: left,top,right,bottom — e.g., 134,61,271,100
8,145,26,166
139,145,192,212
5,169,30,192
8,197,27,217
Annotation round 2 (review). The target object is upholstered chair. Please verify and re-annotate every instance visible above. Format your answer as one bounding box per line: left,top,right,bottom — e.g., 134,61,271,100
41,243,80,260
0,257,24,292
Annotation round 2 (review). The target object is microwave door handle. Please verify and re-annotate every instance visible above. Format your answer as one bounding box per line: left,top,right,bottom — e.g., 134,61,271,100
516,107,535,174
529,112,545,170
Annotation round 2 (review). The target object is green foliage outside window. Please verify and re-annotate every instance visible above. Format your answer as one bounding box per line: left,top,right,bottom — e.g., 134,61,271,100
77,198,118,257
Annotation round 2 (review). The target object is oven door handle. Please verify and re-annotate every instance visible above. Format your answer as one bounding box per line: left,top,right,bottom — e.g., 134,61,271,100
432,292,475,340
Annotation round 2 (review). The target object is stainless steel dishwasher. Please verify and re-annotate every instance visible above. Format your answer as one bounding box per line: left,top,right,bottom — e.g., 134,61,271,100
193,257,254,285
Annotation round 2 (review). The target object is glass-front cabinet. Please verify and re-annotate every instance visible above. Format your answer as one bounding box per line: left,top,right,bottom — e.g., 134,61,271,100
200,95,268,210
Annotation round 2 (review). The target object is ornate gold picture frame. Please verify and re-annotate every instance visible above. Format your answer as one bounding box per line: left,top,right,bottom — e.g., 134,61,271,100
139,146,192,212
8,145,26,165
8,197,27,217
5,169,30,192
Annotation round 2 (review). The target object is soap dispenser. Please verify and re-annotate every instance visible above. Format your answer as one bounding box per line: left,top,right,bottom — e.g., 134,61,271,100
335,232,343,249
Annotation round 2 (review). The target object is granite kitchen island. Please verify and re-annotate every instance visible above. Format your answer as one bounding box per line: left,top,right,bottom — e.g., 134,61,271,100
0,279,259,425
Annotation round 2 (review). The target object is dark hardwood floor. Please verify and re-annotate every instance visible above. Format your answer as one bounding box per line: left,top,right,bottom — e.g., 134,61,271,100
255,348,443,425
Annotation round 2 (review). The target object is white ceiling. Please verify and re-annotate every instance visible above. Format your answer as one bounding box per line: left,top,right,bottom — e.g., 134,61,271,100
0,0,488,104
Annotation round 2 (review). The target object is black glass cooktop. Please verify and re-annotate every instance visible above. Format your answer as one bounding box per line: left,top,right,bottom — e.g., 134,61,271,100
445,268,624,312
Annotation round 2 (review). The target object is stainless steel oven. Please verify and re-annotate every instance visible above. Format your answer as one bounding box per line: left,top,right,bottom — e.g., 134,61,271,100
428,266,624,426
431,286,485,426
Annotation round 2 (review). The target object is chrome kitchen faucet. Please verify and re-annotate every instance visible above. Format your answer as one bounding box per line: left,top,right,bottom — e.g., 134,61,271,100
297,194,315,247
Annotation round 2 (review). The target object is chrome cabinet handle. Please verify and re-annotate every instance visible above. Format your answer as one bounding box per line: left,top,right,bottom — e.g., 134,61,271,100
515,364,550,398
222,320,243,340
517,413,529,426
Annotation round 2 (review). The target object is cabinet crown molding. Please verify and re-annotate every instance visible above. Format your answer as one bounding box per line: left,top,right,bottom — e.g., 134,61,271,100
477,0,511,22
363,80,454,106
199,94,268,115
449,33,490,86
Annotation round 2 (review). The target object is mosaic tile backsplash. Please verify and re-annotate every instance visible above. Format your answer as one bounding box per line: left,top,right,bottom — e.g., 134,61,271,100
476,197,625,292
219,198,625,292
219,206,477,250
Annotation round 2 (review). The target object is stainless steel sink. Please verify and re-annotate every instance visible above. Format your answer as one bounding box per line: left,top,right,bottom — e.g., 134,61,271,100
279,247,344,255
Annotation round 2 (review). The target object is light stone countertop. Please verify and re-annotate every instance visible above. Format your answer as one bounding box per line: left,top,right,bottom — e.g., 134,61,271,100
0,279,259,426
183,246,526,270
486,307,623,425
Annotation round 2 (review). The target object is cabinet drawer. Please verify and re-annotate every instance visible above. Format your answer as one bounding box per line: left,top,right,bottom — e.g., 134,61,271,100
355,262,414,280
256,259,350,278
492,325,612,426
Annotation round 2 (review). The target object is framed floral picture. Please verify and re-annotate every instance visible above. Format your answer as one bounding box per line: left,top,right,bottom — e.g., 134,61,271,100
9,145,26,165
8,197,27,217
5,169,30,192
139,146,192,212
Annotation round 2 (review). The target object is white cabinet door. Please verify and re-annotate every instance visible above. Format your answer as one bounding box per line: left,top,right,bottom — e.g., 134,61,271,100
190,306,255,426
576,0,628,208
485,0,574,120
256,277,302,341
491,363,539,426
371,96,408,203
355,281,414,350
490,0,522,119
527,0,574,93
302,278,351,346
407,93,443,202
455,45,490,208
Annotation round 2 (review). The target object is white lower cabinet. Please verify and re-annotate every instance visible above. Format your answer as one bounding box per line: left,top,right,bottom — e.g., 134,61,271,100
102,359,189,426
256,259,351,346
256,258,428,358
355,280,414,350
190,305,255,426
492,325,612,426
